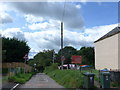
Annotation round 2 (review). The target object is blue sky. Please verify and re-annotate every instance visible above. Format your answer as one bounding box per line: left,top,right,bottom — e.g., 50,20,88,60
1,2,118,29
0,2,118,58
81,2,118,27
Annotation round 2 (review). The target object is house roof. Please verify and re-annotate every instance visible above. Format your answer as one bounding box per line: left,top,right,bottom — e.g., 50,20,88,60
94,27,120,43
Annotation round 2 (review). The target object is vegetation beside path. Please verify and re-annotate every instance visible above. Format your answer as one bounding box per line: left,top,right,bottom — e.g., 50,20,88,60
44,63,99,88
8,72,36,84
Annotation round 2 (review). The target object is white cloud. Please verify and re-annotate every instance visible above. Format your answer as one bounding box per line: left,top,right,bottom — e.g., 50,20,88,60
76,5,81,9
1,2,118,59
1,28,25,41
0,3,9,12
8,2,84,29
28,19,60,30
84,24,118,41
1,23,118,58
28,22,48,30
24,30,61,51
24,14,44,24
26,23,117,54
0,3,13,24
0,12,13,24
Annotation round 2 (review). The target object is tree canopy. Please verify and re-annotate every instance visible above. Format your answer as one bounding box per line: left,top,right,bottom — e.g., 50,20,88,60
2,37,30,62
56,46,77,64
28,50,54,72
28,46,95,72
77,47,95,66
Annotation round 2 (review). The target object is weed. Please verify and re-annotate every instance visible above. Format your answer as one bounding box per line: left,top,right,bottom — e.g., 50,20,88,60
8,72,35,84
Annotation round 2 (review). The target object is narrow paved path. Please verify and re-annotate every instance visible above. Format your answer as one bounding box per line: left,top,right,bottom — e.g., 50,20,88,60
18,73,64,88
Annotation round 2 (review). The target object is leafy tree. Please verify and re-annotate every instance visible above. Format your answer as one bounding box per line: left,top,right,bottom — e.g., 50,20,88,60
2,37,30,62
56,46,77,64
28,46,95,72
28,50,54,72
77,47,95,66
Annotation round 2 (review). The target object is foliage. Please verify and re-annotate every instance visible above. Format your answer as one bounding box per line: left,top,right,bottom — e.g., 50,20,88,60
2,76,9,83
2,68,9,75
44,69,99,88
56,46,77,64
44,63,58,74
77,47,95,66
28,46,95,72
111,82,120,87
91,69,99,81
44,69,84,88
28,50,54,72
2,37,30,62
8,72,35,84
55,46,95,66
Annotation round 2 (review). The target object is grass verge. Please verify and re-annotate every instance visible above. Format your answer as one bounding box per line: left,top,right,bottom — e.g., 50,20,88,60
44,64,99,88
8,72,36,84
46,69,84,88
111,82,120,88
2,76,9,84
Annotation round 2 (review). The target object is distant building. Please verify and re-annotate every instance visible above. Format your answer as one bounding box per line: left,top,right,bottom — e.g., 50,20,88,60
94,27,120,70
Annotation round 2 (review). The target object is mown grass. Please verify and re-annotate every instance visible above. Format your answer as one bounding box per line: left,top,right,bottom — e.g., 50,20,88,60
8,72,36,84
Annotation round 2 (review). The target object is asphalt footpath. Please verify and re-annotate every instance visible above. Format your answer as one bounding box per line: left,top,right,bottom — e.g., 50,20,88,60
16,73,66,90
2,82,17,90
2,73,85,90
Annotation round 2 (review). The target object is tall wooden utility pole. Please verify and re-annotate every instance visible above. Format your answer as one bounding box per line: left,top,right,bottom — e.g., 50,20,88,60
118,1,120,27
61,22,64,70
53,50,55,64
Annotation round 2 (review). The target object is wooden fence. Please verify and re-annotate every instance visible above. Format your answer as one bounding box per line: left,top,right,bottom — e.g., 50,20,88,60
2,62,32,72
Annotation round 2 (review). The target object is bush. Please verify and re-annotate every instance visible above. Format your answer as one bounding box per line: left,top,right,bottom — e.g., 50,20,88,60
45,69,84,88
8,72,35,84
44,63,58,74
111,82,120,87
44,69,99,88
2,68,8,75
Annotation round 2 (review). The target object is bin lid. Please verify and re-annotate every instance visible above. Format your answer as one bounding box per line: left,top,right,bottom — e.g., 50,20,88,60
100,68,109,72
101,72,110,75
83,72,95,76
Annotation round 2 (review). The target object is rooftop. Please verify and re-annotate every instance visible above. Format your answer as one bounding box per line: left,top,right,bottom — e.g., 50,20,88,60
94,27,120,43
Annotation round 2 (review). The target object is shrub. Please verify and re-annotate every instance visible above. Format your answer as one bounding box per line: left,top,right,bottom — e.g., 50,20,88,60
45,69,84,88
111,82,120,87
44,63,58,74
8,72,34,84
2,68,8,75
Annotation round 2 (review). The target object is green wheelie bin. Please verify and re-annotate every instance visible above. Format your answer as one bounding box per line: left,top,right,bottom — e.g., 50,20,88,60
100,71,110,88
83,72,95,88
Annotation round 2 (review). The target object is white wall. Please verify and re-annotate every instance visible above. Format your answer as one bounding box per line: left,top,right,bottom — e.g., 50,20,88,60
95,34,119,70
118,33,120,69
